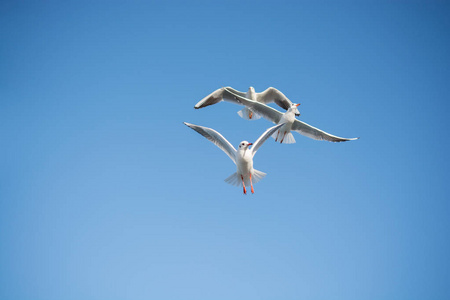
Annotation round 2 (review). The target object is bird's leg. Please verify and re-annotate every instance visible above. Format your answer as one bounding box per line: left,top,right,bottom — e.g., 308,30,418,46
250,173,254,194
275,130,280,142
249,111,253,119
241,175,247,194
280,131,287,143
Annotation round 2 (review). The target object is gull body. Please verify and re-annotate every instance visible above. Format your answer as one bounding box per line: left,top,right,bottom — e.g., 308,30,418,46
184,122,284,194
195,86,293,120
274,103,301,143
224,87,359,144
236,141,253,178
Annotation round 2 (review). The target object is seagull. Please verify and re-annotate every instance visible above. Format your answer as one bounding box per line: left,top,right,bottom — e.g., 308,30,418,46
194,86,293,120
184,122,284,194
224,87,359,144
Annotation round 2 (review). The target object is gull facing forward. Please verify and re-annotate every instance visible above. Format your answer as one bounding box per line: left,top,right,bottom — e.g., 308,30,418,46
184,122,284,194
195,86,293,120
224,87,359,144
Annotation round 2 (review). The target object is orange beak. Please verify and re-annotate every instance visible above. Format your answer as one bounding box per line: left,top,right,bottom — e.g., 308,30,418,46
248,143,253,146
296,103,301,107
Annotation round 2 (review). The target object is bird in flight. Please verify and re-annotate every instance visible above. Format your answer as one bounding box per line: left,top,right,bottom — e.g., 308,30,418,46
195,86,293,120
184,122,284,194
223,87,359,144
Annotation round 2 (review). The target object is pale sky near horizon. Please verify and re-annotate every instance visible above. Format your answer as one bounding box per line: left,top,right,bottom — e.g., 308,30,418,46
1,1,449,299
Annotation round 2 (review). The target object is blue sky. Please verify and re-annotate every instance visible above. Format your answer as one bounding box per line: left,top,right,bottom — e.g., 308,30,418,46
1,0,449,299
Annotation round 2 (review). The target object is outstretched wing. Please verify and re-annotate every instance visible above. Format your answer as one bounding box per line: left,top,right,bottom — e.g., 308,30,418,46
184,122,237,163
224,88,284,124
251,123,285,156
194,87,246,109
291,119,359,142
256,87,293,110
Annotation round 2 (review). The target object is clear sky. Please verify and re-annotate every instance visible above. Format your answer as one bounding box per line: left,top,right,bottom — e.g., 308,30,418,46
1,0,449,299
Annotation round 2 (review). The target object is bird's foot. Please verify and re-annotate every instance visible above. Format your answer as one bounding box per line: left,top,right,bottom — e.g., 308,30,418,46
275,130,280,142
280,132,287,143
241,175,247,194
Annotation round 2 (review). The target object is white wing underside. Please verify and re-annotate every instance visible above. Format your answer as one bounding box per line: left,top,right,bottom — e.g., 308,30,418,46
256,87,292,110
184,122,237,164
251,123,285,156
224,88,283,124
224,88,359,143
194,87,246,109
291,120,359,142
195,86,293,111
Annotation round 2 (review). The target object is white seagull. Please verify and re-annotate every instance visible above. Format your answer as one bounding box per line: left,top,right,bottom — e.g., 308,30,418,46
184,122,284,194
194,86,293,120
224,87,359,144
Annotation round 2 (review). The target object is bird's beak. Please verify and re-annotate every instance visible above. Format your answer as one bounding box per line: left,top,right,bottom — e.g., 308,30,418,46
295,103,301,107
248,143,253,146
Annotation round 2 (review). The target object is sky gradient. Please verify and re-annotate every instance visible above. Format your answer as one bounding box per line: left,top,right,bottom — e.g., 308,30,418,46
1,1,450,299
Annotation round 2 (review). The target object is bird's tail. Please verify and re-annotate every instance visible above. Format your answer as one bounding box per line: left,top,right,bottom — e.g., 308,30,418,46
224,172,241,186
271,130,296,144
252,169,267,184
237,107,261,120
224,170,267,187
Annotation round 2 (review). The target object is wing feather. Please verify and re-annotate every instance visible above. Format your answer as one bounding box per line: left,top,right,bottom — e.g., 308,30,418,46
195,87,246,109
224,88,283,124
256,87,293,110
251,123,284,156
184,122,237,163
291,120,359,142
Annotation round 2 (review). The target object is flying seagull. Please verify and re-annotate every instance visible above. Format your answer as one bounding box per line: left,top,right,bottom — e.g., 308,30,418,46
224,87,359,144
184,122,284,194
194,86,293,120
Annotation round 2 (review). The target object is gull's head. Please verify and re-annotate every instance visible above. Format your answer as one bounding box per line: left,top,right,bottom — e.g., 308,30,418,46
288,103,301,116
248,86,255,93
238,141,253,150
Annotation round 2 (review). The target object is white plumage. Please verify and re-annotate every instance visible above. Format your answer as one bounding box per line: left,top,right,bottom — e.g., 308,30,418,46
224,87,359,143
195,86,293,120
184,122,284,194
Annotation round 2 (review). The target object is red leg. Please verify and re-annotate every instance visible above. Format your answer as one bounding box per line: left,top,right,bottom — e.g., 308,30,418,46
250,173,254,194
280,131,287,143
241,175,247,194
249,111,253,119
275,130,280,142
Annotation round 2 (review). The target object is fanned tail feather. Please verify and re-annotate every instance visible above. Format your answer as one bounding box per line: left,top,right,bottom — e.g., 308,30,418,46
224,172,241,187
271,130,279,141
237,107,261,120
271,130,296,144
281,132,296,144
224,169,267,187
251,169,266,184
